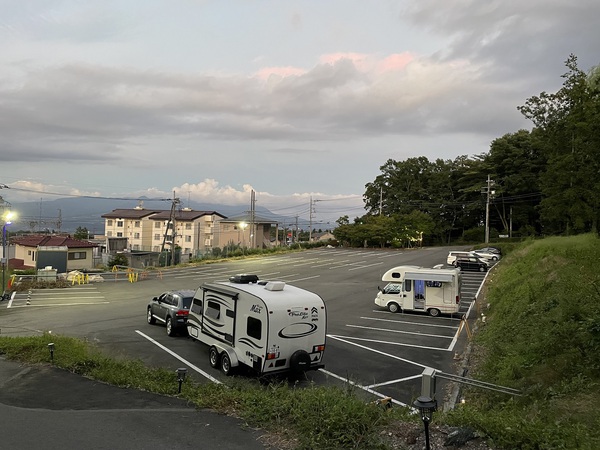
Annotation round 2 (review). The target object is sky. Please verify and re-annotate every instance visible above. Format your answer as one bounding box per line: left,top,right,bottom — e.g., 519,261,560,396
1,0,599,227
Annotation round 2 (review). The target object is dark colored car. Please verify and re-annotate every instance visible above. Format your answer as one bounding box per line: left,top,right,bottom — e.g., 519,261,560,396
455,256,488,272
147,290,194,336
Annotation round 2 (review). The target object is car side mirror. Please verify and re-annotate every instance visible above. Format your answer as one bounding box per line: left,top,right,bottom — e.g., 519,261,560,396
153,296,159,302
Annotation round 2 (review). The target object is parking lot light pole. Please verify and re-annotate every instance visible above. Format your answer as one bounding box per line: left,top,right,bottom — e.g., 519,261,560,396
2,212,13,298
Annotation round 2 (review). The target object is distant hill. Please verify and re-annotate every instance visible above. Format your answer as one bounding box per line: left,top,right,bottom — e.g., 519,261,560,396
11,197,292,234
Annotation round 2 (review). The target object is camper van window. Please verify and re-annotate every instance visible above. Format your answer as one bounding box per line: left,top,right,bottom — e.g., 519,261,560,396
426,281,442,288
404,279,412,292
391,272,401,279
191,297,203,315
205,301,221,320
247,317,262,340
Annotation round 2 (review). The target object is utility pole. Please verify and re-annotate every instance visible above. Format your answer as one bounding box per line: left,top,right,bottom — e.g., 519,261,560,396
483,175,495,244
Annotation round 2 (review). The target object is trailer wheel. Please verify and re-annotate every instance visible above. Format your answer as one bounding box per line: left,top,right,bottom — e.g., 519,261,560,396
209,347,219,369
290,350,311,373
387,302,400,313
428,308,440,317
221,353,233,376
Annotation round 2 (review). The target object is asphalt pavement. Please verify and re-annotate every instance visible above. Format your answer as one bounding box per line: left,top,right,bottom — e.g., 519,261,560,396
0,356,268,449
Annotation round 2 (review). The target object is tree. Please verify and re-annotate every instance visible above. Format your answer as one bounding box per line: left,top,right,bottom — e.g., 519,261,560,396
518,54,600,234
74,226,90,240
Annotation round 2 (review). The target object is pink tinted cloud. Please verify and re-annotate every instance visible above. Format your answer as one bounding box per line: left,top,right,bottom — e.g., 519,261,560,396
377,52,414,73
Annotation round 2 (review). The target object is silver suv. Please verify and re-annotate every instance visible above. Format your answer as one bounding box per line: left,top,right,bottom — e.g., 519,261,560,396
147,290,194,336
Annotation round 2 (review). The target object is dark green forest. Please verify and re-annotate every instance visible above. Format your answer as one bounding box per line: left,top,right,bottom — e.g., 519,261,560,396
334,55,600,247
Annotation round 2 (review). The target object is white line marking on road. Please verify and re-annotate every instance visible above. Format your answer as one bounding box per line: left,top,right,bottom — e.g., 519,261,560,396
9,301,110,308
348,262,384,270
318,368,410,408
333,334,451,351
347,324,453,339
135,330,221,384
360,316,458,329
366,374,422,389
328,334,443,367
286,275,321,283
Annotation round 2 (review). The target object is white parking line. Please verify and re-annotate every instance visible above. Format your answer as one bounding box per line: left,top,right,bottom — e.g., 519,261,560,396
347,324,453,340
333,334,451,351
135,330,221,384
366,374,422,389
348,262,384,271
360,316,458,329
286,275,321,283
328,334,443,367
318,368,410,408
9,301,110,308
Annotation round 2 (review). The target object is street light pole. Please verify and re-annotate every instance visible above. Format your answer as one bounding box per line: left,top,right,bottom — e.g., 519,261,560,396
2,212,14,299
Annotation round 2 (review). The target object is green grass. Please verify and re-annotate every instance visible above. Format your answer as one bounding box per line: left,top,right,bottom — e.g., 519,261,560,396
447,233,600,449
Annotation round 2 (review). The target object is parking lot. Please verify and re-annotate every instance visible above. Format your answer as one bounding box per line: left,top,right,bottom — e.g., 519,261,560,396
3,246,491,406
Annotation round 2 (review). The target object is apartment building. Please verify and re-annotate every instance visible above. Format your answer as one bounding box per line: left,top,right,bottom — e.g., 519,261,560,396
101,207,162,251
149,208,225,256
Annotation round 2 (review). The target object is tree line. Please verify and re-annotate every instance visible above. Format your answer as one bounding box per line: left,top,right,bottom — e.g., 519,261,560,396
334,54,600,247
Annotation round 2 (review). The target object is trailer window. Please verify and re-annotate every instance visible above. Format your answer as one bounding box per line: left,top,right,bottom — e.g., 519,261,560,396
404,279,412,292
426,281,442,288
247,317,262,340
205,301,221,320
191,297,203,315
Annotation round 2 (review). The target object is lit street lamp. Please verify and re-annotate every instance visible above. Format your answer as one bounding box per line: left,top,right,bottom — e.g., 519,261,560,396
2,211,14,300
413,395,437,450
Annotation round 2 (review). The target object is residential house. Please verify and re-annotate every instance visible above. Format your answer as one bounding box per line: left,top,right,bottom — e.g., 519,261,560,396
11,235,98,272
311,231,336,243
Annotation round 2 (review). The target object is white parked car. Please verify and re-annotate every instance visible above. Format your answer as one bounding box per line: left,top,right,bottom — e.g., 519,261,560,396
471,251,500,262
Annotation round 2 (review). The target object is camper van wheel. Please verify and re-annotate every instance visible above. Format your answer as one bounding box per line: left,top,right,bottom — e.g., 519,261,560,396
428,308,441,317
388,302,400,313
221,353,232,376
209,347,220,368
147,308,156,325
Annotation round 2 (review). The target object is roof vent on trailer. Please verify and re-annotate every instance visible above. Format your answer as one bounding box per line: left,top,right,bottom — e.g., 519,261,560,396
229,274,259,284
264,281,285,291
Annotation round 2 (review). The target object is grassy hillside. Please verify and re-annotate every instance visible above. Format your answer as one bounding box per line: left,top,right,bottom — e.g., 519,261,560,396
449,234,600,449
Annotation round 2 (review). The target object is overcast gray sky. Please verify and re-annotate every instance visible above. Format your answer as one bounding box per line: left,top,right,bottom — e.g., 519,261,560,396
1,0,598,224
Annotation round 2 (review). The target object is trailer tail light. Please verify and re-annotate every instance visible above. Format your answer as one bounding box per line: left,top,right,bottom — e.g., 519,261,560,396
456,295,460,304
266,352,279,360
313,344,325,353
176,310,189,317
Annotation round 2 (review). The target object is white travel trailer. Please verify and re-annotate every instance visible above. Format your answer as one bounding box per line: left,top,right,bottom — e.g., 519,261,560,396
187,274,327,376
374,265,462,317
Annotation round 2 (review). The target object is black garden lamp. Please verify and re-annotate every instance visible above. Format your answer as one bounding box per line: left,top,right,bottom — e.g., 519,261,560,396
176,368,187,393
413,395,437,450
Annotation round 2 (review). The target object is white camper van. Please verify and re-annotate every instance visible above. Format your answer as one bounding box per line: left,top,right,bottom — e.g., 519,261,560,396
187,274,327,376
374,265,462,316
